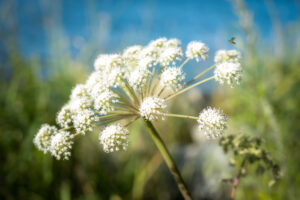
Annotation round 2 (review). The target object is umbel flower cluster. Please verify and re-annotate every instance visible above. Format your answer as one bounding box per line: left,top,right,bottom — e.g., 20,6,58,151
34,37,242,160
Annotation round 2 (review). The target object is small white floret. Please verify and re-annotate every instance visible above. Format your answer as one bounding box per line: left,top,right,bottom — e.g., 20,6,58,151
214,62,242,87
186,41,209,61
99,124,130,153
56,104,73,128
34,124,58,153
73,109,98,135
139,97,167,121
197,107,227,139
214,50,241,63
160,67,185,92
50,131,74,160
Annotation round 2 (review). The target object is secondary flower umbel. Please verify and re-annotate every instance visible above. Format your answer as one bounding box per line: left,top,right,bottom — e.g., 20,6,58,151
34,38,242,160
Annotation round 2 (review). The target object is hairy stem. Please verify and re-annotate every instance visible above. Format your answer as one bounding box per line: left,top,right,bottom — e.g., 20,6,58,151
143,119,192,200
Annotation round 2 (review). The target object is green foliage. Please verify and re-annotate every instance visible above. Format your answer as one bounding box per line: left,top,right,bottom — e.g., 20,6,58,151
220,133,281,187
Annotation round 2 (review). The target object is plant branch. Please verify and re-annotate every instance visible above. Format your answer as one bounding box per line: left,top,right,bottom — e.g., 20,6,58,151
143,119,192,200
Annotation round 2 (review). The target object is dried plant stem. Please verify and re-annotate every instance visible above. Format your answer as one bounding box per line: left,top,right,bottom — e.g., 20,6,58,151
143,119,192,200
230,159,247,200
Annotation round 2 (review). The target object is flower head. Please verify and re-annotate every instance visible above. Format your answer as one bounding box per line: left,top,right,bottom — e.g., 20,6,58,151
129,66,152,90
94,90,118,114
160,67,185,92
56,104,73,128
159,46,183,66
94,54,123,71
34,124,57,153
197,107,227,139
99,124,129,153
214,62,242,87
50,131,74,160
186,41,209,61
73,109,98,135
214,50,241,63
139,97,167,121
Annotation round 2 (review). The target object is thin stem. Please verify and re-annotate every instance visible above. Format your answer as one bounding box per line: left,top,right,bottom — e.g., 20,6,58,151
186,64,216,86
230,159,247,200
157,86,165,97
143,119,192,200
166,76,214,101
179,58,191,69
121,79,140,105
163,113,198,120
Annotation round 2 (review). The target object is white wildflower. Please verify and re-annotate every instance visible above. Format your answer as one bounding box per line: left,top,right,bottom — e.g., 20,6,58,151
94,54,123,71
149,37,167,48
50,130,74,160
123,45,143,71
138,56,155,69
197,107,227,139
123,45,142,59
104,66,125,88
160,67,185,92
34,124,57,153
56,104,73,128
129,66,151,90
186,41,209,61
140,45,159,61
85,71,104,89
214,62,242,87
73,109,98,135
214,50,241,63
99,124,129,153
90,82,109,99
159,46,183,66
139,97,167,121
70,84,90,100
94,90,118,114
166,38,181,47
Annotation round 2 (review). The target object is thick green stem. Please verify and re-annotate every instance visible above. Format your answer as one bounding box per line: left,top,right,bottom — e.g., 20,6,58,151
143,119,192,200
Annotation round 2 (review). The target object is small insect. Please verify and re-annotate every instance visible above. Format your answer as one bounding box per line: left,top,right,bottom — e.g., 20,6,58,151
229,37,236,44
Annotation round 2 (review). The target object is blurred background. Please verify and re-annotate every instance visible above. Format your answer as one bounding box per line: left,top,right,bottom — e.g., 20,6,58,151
0,0,299,199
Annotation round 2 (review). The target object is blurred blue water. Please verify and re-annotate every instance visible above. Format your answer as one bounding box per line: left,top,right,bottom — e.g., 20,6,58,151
2,0,300,64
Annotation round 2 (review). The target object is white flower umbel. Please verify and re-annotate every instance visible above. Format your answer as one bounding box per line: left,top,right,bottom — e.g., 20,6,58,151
71,84,89,100
123,45,142,71
214,50,241,63
50,130,74,160
85,71,104,89
149,37,168,48
129,66,152,90
139,97,167,121
73,109,98,135
99,124,129,153
214,62,242,87
94,90,118,114
34,124,58,153
159,46,183,66
166,38,181,47
94,54,123,71
186,41,209,61
104,66,125,88
56,104,73,128
160,67,185,92
197,107,227,139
